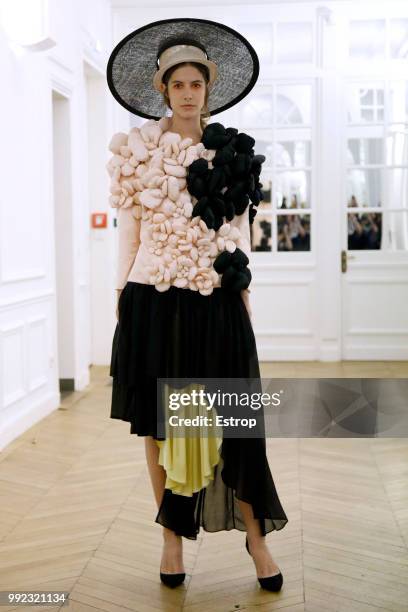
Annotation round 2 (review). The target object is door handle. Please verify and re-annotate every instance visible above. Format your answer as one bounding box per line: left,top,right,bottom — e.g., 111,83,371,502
341,250,355,273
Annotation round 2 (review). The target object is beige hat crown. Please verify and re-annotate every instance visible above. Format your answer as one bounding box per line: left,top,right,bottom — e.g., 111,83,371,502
153,43,218,92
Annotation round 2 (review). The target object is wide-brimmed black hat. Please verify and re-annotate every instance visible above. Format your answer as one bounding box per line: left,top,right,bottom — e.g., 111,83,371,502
106,18,259,120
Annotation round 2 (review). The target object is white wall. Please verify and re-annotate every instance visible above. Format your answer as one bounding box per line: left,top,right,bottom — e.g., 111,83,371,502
0,0,114,451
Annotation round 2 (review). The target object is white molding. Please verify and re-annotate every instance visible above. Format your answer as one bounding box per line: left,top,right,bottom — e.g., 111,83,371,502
48,54,74,76
348,263,408,270
347,277,408,284
49,70,73,98
343,346,408,359
76,367,91,391
0,290,54,309
253,278,313,286
251,263,316,270
319,344,341,361
259,345,318,360
1,321,25,408
82,49,107,77
255,328,314,335
27,316,49,392
1,269,47,284
81,26,107,74
347,328,408,335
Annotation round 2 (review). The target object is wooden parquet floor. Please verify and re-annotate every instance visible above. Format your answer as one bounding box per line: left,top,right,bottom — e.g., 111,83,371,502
0,362,407,611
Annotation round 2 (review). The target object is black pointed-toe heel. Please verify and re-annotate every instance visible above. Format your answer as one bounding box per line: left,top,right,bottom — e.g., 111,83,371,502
245,536,283,592
160,570,186,588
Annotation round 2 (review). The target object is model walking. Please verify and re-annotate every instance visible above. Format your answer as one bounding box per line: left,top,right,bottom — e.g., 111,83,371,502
106,18,288,591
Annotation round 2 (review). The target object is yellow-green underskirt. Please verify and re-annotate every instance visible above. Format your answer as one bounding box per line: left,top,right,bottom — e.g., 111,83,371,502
155,382,223,497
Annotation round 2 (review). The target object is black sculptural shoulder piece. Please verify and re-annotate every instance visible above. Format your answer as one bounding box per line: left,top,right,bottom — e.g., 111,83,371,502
185,122,265,292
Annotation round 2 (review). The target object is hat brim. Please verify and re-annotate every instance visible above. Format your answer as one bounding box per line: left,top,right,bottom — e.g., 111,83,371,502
107,17,259,120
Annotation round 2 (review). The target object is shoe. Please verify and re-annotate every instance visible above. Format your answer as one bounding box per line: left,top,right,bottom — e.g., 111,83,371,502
160,569,186,588
160,535,185,588
245,536,283,592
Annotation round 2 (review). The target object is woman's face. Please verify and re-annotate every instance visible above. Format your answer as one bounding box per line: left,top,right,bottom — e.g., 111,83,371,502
161,64,206,120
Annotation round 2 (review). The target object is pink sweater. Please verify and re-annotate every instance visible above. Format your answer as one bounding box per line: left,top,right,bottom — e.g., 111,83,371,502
107,115,251,293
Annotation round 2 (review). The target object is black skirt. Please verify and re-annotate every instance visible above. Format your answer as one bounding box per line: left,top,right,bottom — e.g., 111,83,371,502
110,281,288,540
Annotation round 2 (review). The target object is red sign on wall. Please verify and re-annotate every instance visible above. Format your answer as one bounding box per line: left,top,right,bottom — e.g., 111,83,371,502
91,213,107,228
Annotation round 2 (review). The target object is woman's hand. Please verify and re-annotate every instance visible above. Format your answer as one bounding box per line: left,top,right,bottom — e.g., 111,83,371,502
116,289,122,321
240,288,252,321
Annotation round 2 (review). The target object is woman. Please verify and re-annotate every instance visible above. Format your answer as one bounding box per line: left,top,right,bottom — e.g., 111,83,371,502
106,18,288,591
